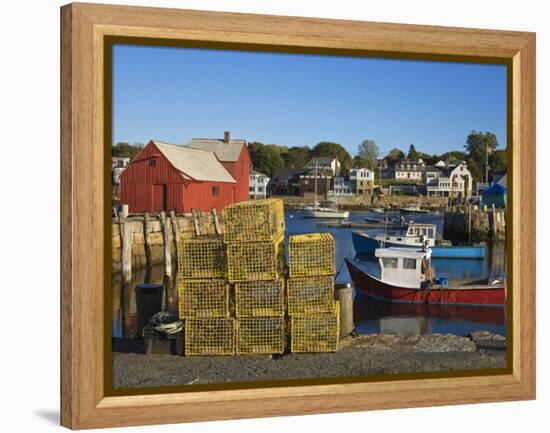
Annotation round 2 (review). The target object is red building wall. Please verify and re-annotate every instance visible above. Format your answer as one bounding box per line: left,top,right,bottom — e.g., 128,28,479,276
219,146,251,203
120,141,237,213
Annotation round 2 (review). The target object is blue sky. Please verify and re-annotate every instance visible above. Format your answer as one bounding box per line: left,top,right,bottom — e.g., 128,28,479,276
112,45,507,157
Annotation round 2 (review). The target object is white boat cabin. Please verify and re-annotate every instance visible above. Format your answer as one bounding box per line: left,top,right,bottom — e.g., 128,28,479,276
375,247,432,289
376,223,437,248
405,223,437,240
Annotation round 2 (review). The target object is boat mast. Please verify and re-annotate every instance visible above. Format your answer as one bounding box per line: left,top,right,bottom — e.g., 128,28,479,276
314,161,318,207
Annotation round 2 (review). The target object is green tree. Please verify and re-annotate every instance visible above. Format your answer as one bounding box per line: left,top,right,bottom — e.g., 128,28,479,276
490,149,507,172
407,144,420,160
352,155,370,168
440,150,467,163
311,141,352,175
464,131,499,183
386,148,405,165
357,139,379,171
420,154,440,165
247,141,265,164
112,142,142,159
284,146,311,168
250,144,285,177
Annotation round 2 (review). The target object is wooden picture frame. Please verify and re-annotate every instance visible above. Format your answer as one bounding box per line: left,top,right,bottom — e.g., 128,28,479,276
61,2,535,429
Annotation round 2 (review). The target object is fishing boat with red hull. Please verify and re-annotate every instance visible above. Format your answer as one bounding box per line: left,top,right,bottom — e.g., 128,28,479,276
345,248,505,307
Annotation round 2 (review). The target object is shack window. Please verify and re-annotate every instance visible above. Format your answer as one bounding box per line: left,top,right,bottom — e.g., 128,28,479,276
212,186,219,196
381,258,398,269
403,258,416,269
149,158,156,167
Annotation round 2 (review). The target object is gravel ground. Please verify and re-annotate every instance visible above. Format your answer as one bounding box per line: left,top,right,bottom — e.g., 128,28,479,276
112,332,507,389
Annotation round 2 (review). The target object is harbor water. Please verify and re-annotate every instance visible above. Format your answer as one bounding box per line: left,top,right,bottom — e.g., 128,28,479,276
112,210,507,338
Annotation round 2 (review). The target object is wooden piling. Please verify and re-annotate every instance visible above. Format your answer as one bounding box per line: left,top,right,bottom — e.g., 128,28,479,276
192,209,201,236
160,211,172,310
212,208,221,235
120,214,132,337
169,210,180,254
143,211,152,283
335,283,354,337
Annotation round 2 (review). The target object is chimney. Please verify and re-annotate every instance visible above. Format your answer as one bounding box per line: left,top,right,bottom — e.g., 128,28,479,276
224,130,231,144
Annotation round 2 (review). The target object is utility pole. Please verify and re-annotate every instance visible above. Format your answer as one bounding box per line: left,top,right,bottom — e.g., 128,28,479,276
485,142,489,185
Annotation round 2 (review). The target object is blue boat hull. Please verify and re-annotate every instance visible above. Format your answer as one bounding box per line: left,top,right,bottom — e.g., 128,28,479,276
351,231,485,259
431,246,485,259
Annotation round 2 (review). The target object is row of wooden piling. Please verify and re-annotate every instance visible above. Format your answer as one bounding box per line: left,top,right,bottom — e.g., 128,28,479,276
117,208,222,322
443,203,506,243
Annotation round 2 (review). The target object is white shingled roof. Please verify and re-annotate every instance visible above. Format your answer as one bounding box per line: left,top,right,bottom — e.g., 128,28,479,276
152,141,236,183
188,138,246,162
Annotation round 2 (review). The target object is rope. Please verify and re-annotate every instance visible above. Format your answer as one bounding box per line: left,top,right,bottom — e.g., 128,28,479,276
146,311,183,335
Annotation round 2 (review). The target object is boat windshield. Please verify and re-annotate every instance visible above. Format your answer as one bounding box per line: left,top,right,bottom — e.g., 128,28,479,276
407,225,436,238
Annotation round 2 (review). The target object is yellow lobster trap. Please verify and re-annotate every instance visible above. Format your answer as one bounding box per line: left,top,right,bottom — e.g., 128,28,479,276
226,235,284,282
223,198,285,243
178,237,226,279
178,278,230,319
290,302,340,353
235,316,285,355
287,275,334,316
288,233,335,277
235,279,285,317
184,318,235,356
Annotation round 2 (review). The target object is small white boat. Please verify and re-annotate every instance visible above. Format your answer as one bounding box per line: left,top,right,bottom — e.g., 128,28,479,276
302,162,350,219
303,206,350,219
371,207,386,213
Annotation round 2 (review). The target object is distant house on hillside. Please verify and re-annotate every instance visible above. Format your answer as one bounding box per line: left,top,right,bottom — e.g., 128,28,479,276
119,140,239,213
377,159,389,170
189,131,251,202
112,157,130,184
394,158,426,181
424,163,472,199
306,156,341,176
422,166,441,185
331,176,352,196
269,168,310,196
249,169,270,199
112,157,130,200
349,167,374,194
299,168,333,196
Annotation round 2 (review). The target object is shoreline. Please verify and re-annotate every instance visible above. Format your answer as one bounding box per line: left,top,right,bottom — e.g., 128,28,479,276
112,331,506,389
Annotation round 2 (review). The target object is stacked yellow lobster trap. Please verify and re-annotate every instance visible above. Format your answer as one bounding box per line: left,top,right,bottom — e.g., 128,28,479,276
177,238,234,355
177,198,340,356
288,233,340,353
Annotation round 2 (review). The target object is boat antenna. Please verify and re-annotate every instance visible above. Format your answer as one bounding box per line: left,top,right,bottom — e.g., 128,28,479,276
314,161,318,207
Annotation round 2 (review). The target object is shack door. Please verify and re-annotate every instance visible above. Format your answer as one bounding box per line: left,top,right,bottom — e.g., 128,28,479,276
152,184,167,211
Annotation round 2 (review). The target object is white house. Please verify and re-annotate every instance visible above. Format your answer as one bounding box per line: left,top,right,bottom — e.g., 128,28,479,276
394,158,425,181
425,163,472,199
112,157,130,185
331,176,353,196
306,157,341,176
249,169,270,199
349,168,374,194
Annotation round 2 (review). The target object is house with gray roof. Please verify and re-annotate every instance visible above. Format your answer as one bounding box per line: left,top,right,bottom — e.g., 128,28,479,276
306,156,341,176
